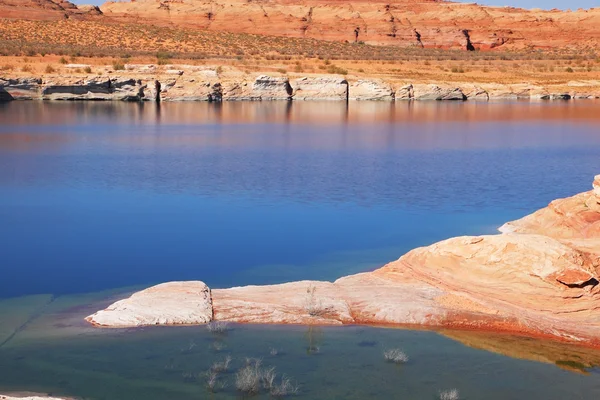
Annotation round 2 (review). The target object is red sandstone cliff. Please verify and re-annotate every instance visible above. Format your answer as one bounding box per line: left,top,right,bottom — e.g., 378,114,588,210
99,0,600,50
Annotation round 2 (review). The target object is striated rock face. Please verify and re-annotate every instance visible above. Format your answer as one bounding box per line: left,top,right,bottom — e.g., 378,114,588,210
250,75,293,101
349,80,394,101
100,0,600,51
2,68,599,102
292,77,348,101
221,75,292,101
395,84,414,101
0,78,42,100
0,0,102,20
413,85,466,101
159,71,222,102
40,77,146,101
86,281,212,327
86,176,600,346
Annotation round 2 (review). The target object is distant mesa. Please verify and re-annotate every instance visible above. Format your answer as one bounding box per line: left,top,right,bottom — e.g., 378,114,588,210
1,0,599,50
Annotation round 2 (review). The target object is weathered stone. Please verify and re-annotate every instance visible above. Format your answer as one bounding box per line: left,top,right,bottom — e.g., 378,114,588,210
213,281,354,325
40,77,145,101
86,281,212,327
348,79,394,101
395,84,413,100
250,75,292,100
0,77,42,100
159,77,222,102
464,86,489,101
413,85,466,101
292,77,348,101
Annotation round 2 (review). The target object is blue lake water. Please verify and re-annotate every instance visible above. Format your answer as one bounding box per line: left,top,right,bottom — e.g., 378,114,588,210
0,100,600,399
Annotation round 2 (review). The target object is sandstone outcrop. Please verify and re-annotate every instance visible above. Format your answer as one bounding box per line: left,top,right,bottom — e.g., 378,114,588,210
413,84,466,101
348,80,394,101
0,0,102,20
1,68,599,102
40,77,146,101
86,176,600,346
0,78,42,100
292,77,348,101
85,281,212,327
395,84,414,101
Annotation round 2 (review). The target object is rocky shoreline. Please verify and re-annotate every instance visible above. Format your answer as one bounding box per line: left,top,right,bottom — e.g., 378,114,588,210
2,65,599,102
86,175,600,347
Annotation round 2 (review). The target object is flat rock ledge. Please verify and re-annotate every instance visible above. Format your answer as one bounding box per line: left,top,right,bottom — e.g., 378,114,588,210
86,175,600,347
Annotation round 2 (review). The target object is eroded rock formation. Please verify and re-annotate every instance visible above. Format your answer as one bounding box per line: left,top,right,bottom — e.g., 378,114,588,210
86,176,600,346
98,0,600,50
2,69,599,102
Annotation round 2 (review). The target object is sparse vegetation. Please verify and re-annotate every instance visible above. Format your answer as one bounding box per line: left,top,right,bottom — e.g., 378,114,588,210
210,355,232,373
207,321,229,334
235,359,263,394
112,59,125,70
439,389,460,400
59,56,68,64
269,347,281,356
383,348,409,364
235,359,299,397
83,66,92,74
303,285,326,317
205,370,226,393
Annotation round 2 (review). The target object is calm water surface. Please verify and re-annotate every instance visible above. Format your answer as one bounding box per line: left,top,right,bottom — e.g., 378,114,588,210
0,101,599,399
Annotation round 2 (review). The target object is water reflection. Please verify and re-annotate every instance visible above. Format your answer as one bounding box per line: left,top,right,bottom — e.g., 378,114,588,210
1,100,600,127
439,329,600,374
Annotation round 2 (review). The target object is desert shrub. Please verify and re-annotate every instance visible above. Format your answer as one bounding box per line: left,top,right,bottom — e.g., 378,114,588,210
304,285,326,317
383,348,409,364
566,67,574,73
326,65,348,75
205,370,226,392
235,359,299,397
235,360,263,394
270,376,300,397
21,65,33,72
210,355,232,373
84,66,92,73
59,57,68,64
112,59,125,70
45,65,56,73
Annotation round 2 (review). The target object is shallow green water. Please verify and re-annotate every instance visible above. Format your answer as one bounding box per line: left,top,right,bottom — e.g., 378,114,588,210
1,293,600,400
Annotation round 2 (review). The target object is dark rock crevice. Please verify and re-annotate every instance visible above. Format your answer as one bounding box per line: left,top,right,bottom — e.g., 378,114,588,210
462,29,475,51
